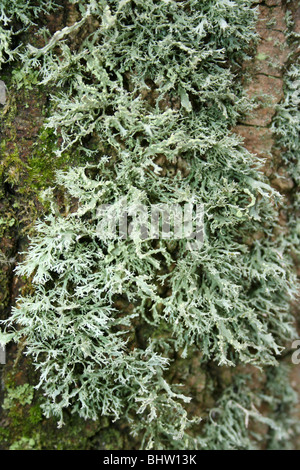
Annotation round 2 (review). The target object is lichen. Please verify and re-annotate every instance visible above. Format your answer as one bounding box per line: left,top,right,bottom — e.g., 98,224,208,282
0,0,299,450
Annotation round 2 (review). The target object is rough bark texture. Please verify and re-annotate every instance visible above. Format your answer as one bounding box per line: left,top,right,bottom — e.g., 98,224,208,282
0,0,299,450
235,0,300,448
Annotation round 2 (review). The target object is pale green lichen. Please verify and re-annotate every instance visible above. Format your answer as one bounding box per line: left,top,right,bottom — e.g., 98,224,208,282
0,0,57,69
0,0,299,450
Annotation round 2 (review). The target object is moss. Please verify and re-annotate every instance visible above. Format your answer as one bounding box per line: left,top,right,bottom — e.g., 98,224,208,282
98,427,129,451
2,383,34,409
9,436,39,450
28,403,43,425
0,367,102,450
26,127,73,193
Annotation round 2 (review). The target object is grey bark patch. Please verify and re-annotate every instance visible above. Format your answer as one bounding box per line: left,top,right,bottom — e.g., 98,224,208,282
0,80,7,105
0,345,5,364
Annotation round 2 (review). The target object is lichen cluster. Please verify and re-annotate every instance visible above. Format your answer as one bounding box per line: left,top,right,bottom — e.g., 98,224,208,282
0,0,299,450
0,0,57,69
